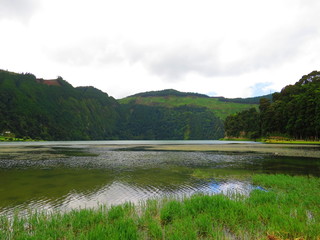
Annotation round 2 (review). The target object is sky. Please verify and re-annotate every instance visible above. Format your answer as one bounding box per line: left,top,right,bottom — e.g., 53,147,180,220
0,0,319,99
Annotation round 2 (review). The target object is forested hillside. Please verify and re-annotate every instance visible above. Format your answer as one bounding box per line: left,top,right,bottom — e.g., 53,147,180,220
0,70,224,140
119,90,261,120
225,71,320,140
120,104,224,140
0,70,121,140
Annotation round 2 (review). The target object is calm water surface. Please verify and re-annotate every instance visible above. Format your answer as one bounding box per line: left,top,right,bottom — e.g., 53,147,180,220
0,140,319,216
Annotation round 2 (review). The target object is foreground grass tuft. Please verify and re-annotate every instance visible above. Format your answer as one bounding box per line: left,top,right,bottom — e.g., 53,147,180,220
0,174,319,239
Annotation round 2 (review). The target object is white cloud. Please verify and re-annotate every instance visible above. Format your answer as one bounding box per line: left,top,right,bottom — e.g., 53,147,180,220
0,0,38,22
0,0,319,98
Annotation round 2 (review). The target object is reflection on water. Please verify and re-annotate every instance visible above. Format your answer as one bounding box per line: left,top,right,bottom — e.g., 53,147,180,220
0,142,319,216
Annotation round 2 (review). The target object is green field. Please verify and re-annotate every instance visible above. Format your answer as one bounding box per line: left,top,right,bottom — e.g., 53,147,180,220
119,96,258,120
1,174,319,239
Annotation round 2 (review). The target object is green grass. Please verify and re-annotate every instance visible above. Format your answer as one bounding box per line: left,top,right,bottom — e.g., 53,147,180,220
0,136,39,142
262,138,320,145
119,96,258,120
0,175,319,239
222,137,320,145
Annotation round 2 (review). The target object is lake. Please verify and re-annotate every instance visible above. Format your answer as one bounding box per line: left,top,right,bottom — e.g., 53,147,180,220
0,140,319,217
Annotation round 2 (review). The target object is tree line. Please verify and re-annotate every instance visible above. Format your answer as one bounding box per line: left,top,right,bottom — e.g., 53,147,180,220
224,71,320,140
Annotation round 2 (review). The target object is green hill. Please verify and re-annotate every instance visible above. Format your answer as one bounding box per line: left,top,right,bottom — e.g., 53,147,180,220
0,70,121,140
129,89,209,98
119,89,270,120
0,70,224,140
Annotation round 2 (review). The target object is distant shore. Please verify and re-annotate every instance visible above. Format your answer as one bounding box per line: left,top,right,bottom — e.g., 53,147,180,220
138,143,320,158
222,137,320,145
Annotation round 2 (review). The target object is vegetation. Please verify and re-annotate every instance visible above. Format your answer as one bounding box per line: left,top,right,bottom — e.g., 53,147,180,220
120,104,224,140
224,107,260,140
262,138,320,145
215,93,273,104
0,70,225,140
225,71,320,140
128,89,209,98
0,70,122,140
2,69,318,141
119,91,259,120
0,136,36,142
0,174,319,239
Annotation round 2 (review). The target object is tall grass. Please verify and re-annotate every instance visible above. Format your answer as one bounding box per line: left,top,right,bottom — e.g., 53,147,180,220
0,174,319,239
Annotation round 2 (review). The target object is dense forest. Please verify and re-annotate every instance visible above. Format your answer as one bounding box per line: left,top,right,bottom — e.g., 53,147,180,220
0,70,224,140
0,70,122,140
120,104,224,140
225,71,320,140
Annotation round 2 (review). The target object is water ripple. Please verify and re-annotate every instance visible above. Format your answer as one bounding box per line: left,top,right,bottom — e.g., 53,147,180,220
1,143,319,217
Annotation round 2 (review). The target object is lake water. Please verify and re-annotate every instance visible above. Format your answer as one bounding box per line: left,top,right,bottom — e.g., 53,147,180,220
0,140,319,216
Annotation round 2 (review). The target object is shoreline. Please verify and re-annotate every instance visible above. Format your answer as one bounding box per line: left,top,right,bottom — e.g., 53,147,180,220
1,174,319,239
126,143,320,158
1,141,320,159
222,137,320,145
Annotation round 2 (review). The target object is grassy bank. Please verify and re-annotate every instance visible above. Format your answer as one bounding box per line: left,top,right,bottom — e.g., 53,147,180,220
262,139,320,145
0,136,39,142
222,137,320,145
1,175,319,239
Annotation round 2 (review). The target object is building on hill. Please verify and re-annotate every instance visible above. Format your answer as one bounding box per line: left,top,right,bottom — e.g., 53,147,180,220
35,79,62,86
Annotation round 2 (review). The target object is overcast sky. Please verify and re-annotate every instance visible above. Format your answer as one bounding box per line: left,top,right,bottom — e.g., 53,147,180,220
0,0,319,99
